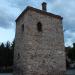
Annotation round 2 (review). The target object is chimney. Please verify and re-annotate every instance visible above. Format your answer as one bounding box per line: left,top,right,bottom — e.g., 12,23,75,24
42,2,47,12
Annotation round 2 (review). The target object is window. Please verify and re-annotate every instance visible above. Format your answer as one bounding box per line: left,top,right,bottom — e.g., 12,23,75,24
21,24,24,32
17,53,20,60
37,22,42,32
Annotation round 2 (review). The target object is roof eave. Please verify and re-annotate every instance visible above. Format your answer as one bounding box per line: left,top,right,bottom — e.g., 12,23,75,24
15,6,30,22
15,6,63,22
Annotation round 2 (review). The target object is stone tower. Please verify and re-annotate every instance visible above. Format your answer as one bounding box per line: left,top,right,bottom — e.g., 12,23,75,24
14,2,66,75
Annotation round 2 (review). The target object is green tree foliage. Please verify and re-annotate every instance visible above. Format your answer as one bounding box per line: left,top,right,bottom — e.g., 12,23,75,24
0,41,14,67
65,43,75,68
66,43,75,61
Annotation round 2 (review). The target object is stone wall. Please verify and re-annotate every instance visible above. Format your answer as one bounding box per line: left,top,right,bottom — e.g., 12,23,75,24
14,9,66,75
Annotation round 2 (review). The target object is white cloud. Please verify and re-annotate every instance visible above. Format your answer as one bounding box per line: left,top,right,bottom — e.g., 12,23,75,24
0,27,15,43
64,30,75,47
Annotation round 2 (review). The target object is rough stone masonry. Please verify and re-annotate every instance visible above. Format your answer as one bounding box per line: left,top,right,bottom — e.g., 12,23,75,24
14,2,66,75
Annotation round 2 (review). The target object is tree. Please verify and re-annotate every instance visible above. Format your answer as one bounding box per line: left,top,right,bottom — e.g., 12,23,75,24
65,43,75,69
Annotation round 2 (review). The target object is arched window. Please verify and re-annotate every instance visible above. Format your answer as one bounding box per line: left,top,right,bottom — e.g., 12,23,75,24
21,24,24,32
37,22,42,32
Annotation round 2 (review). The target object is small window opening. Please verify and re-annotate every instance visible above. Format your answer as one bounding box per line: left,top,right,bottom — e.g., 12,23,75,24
37,22,42,32
21,24,24,32
17,53,20,60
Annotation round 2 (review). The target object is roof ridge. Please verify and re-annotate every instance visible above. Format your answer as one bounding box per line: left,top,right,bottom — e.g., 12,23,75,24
16,6,63,22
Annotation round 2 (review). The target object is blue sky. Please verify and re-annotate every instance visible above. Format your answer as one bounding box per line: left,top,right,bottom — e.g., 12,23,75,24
0,0,75,47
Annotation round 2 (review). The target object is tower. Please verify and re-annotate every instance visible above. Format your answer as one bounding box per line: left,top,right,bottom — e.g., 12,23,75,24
14,2,66,75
